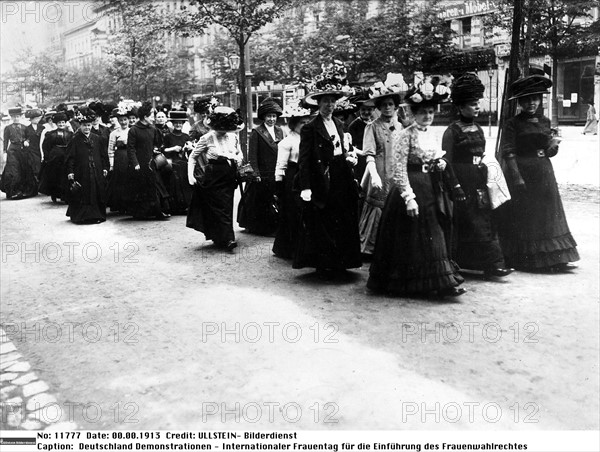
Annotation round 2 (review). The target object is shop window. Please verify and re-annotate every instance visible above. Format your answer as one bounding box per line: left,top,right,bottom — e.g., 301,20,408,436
462,17,472,35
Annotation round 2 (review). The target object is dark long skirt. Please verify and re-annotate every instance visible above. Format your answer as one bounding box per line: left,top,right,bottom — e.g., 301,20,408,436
497,156,579,269
186,160,237,245
106,147,129,213
367,170,464,295
292,156,362,270
0,144,38,199
38,145,68,200
125,162,171,219
237,178,279,235
272,162,300,259
163,155,193,215
453,162,505,271
66,168,107,224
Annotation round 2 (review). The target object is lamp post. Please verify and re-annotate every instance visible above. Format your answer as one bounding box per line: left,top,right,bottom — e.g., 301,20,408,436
228,54,240,110
244,44,253,147
487,67,494,137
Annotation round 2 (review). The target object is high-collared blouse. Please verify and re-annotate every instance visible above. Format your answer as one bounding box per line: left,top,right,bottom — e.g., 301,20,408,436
392,123,443,196
188,130,243,169
275,131,301,181
107,127,129,168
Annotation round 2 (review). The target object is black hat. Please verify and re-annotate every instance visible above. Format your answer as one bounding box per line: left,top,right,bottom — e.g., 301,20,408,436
509,75,552,101
204,106,245,132
52,112,68,123
451,73,485,105
25,109,43,119
168,109,188,122
193,96,218,114
8,107,22,116
80,111,97,124
128,106,139,117
257,98,283,120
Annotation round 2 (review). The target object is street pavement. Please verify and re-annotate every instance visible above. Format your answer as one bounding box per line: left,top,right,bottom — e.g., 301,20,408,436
0,127,598,431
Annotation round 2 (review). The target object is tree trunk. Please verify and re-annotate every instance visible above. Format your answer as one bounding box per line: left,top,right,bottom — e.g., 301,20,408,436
551,45,559,128
521,0,533,77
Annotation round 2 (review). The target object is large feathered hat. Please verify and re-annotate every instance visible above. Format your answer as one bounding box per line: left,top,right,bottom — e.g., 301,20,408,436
52,112,68,123
508,75,552,101
368,73,409,107
303,60,353,106
451,73,485,105
405,79,451,109
193,96,219,114
281,100,312,119
204,106,245,132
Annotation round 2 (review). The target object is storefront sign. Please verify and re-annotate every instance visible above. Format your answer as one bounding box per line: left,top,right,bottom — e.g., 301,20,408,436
438,0,498,20
495,44,511,58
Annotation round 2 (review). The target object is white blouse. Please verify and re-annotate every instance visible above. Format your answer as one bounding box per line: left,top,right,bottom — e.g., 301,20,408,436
107,127,129,169
275,132,301,181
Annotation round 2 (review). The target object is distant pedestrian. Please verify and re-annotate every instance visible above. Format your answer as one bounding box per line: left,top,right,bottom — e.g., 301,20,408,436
1,107,38,199
39,112,73,202
497,75,579,272
186,106,244,251
582,100,598,135
65,112,109,224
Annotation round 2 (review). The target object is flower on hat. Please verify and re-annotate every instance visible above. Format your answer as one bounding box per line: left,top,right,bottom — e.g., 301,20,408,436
410,93,423,103
421,82,435,100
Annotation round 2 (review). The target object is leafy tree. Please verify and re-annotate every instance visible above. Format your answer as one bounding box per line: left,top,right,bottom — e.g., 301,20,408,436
173,0,305,153
487,0,600,126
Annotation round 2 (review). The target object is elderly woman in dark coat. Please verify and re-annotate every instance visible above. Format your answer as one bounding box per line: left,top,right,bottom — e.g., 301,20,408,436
126,101,171,220
442,73,513,278
238,98,286,235
65,112,110,224
187,107,244,251
293,85,361,277
497,75,579,272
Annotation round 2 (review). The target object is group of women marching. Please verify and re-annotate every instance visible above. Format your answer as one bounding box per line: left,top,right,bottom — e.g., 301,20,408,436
1,70,580,299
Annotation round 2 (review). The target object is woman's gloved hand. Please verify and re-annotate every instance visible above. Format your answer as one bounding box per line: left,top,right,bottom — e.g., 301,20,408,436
300,189,312,202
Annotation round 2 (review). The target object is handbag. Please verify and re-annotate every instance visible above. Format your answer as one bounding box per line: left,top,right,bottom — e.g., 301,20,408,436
237,162,254,182
153,153,172,173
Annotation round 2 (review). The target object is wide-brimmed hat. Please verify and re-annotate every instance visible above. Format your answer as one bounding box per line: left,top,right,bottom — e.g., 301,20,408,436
451,73,485,105
25,109,43,119
405,81,451,109
79,111,97,124
257,98,283,120
333,98,358,115
193,96,219,114
281,100,312,119
204,106,245,132
509,75,552,101
168,110,188,122
303,60,353,106
8,107,22,116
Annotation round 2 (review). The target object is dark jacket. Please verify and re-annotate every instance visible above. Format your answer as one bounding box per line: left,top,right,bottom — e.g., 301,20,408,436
24,124,43,156
248,123,285,181
66,130,109,202
127,121,162,169
298,114,355,208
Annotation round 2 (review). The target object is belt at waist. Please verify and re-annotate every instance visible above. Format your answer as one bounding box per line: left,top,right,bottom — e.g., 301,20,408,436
451,154,485,165
517,149,547,158
407,162,436,173
208,157,235,165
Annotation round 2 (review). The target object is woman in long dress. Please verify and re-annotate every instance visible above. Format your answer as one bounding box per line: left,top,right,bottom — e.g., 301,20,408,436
442,73,513,278
126,102,171,220
497,75,579,272
38,112,73,202
24,108,44,180
163,109,194,214
65,112,109,224
187,106,244,251
272,102,312,259
367,83,466,298
106,106,130,213
238,99,286,236
582,100,597,135
359,87,404,255
1,107,38,199
293,87,361,276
